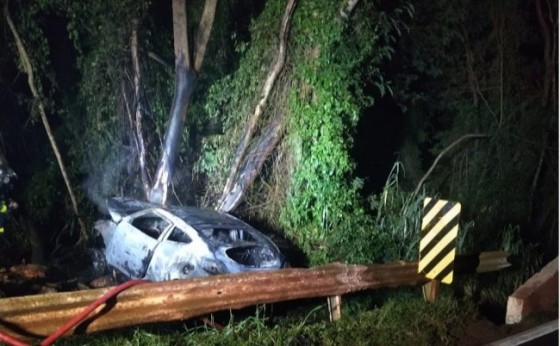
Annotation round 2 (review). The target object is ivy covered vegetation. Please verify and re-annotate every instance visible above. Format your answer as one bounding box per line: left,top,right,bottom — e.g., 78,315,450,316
0,0,556,341
196,0,420,265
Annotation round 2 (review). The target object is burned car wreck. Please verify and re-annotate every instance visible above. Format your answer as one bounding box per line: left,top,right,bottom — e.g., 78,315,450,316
94,197,285,281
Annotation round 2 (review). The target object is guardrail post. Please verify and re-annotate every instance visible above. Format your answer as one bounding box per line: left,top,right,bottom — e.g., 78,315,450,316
422,279,440,303
327,295,342,321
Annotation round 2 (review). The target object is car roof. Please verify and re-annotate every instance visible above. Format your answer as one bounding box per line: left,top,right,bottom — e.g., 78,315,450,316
165,205,247,229
107,197,249,230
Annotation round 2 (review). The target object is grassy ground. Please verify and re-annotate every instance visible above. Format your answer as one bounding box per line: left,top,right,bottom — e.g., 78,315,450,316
57,289,480,346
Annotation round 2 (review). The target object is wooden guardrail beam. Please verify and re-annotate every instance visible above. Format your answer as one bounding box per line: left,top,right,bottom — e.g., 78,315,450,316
0,262,426,340
506,257,558,324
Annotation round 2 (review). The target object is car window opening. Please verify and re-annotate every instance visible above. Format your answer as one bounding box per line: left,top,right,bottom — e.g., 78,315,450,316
131,215,170,239
201,228,257,246
226,246,276,266
168,227,192,243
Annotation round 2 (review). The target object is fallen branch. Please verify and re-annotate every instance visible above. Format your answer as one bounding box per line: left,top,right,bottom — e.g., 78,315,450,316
414,134,489,196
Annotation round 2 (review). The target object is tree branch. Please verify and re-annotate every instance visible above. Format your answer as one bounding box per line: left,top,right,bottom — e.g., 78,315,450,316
458,28,478,106
458,27,498,123
131,21,150,199
5,3,87,241
148,51,171,68
218,109,285,212
193,0,217,72
172,0,191,70
413,134,489,196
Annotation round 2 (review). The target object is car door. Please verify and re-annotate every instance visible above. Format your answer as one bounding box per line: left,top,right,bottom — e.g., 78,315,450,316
106,210,171,279
145,225,195,280
146,216,220,280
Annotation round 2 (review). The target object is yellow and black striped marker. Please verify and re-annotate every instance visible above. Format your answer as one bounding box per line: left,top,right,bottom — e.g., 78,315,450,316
418,197,461,284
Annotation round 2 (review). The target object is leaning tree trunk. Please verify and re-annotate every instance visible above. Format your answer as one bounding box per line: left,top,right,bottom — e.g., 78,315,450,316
216,0,364,212
148,0,216,205
218,110,285,212
217,0,296,212
5,4,88,242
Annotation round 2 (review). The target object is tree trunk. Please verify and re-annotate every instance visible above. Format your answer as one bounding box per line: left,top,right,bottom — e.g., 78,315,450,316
218,110,285,212
148,66,197,205
217,0,296,212
148,0,216,205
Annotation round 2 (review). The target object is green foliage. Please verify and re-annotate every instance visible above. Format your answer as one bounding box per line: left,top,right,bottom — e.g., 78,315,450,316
367,163,424,261
197,0,416,265
195,0,292,209
62,0,155,198
280,1,413,265
394,0,558,260
6,0,58,116
23,160,58,222
3,0,90,241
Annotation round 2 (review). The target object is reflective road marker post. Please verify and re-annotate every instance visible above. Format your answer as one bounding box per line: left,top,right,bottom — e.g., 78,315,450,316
419,197,461,302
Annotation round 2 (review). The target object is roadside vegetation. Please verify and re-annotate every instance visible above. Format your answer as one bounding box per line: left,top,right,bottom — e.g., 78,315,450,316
58,291,479,346
0,0,556,344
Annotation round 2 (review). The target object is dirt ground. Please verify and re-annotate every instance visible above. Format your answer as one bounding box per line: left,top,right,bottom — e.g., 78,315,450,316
453,310,558,345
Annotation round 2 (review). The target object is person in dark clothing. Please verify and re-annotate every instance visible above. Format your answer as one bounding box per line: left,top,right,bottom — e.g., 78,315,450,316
0,152,17,233
0,200,7,234
0,197,17,234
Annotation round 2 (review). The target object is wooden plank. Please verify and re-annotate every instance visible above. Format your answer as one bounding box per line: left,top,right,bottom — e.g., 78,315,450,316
422,279,440,303
506,257,558,324
0,262,427,340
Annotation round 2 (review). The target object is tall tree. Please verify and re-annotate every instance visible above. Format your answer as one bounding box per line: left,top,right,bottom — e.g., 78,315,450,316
148,0,217,205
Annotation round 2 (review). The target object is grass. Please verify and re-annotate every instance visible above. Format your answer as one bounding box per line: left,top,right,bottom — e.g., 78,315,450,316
57,289,479,346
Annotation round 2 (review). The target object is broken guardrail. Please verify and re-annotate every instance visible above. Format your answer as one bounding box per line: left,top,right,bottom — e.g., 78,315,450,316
0,262,425,340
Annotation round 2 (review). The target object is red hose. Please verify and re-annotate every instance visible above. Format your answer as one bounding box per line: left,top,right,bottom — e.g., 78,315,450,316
0,333,30,346
0,279,148,346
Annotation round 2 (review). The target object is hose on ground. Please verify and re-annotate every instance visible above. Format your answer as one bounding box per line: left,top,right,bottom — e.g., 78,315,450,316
0,279,148,346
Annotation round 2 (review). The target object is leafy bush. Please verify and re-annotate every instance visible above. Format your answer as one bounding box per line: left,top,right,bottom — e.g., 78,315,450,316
280,1,413,265
196,0,416,266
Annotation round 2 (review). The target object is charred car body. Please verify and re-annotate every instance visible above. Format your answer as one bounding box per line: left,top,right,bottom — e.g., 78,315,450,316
94,197,285,281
